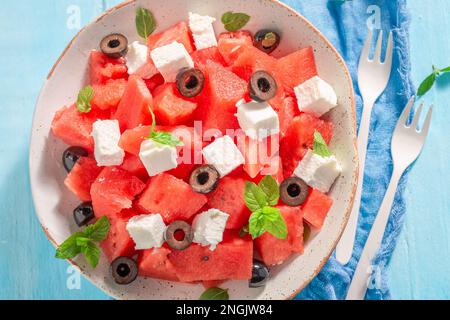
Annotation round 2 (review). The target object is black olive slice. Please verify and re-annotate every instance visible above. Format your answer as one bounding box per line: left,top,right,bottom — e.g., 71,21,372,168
254,30,281,54
248,71,278,102
189,165,220,194
62,146,88,172
165,221,194,251
110,257,138,285
73,202,95,227
280,177,309,206
249,260,270,288
176,68,205,98
100,33,128,58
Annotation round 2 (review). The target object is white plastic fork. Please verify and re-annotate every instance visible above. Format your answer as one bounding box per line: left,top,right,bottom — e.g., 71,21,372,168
336,29,394,264
346,97,433,300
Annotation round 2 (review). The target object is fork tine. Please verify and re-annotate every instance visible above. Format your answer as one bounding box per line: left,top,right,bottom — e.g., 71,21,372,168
397,96,415,127
384,31,394,66
411,102,424,129
420,106,433,137
359,29,373,64
373,30,384,62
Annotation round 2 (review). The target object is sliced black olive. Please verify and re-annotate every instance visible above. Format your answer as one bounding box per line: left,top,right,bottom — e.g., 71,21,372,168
73,202,95,227
176,68,205,98
165,221,194,250
249,260,270,288
110,257,138,285
280,177,309,206
254,30,280,54
62,146,88,172
248,71,278,102
100,33,128,58
189,165,220,194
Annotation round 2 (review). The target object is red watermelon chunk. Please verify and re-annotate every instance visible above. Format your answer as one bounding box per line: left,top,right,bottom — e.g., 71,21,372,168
138,246,179,281
280,113,334,177
168,232,253,282
302,189,333,229
137,173,207,223
152,84,198,125
191,47,226,72
91,78,127,110
89,51,128,85
276,47,317,94
278,96,300,137
91,167,145,219
207,177,251,230
120,153,149,182
254,206,304,266
64,157,102,202
202,280,225,289
147,21,194,54
113,75,153,131
217,31,253,66
101,211,137,262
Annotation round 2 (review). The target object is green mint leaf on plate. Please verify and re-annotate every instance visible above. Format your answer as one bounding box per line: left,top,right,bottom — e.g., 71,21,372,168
76,85,94,113
84,216,110,241
221,11,250,32
81,241,101,268
200,287,229,300
147,107,184,147
313,130,331,157
258,175,279,206
417,65,450,97
244,181,268,212
55,232,85,260
249,206,287,240
136,7,156,39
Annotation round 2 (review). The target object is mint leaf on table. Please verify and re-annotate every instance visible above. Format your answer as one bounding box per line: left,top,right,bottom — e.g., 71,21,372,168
76,85,94,113
313,130,332,157
146,107,184,147
221,12,250,32
200,287,229,300
417,65,450,97
136,7,156,39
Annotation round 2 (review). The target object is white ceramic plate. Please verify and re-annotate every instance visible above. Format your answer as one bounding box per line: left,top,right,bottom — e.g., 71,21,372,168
29,0,357,300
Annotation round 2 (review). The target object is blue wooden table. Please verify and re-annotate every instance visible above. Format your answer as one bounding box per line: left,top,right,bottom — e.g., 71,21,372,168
0,0,449,300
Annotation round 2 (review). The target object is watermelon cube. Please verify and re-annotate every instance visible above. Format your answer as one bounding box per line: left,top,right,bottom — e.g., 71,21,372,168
168,231,253,281
113,75,153,131
120,153,149,182
91,167,146,219
64,157,102,202
138,246,179,281
101,211,137,262
89,51,128,85
278,96,300,137
191,46,226,73
207,177,251,230
152,84,198,125
147,21,194,54
137,173,207,223
254,206,304,266
217,31,253,66
302,189,333,229
91,78,127,110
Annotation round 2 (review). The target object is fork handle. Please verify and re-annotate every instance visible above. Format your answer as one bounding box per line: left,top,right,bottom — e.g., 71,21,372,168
346,167,402,300
336,100,375,264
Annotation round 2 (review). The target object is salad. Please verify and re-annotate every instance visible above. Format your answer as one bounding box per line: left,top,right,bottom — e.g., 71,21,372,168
50,7,342,298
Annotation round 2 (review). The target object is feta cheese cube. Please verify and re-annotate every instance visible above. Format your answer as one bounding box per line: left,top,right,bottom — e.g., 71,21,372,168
139,139,178,177
294,76,338,117
189,12,217,50
293,149,342,193
126,214,167,250
236,99,280,140
192,209,229,250
150,41,194,82
92,119,125,166
126,41,148,74
202,135,245,177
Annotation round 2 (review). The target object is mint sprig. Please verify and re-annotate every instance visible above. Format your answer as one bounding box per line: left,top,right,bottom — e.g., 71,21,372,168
417,65,450,97
146,107,184,147
76,85,94,113
221,12,250,32
244,176,287,240
313,130,332,157
200,287,229,300
135,7,156,40
55,216,110,268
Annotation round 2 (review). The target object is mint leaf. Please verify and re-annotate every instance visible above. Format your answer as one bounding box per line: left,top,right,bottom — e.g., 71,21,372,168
248,209,266,239
258,175,279,206
417,73,436,97
136,7,156,39
147,107,183,147
221,12,250,32
313,131,331,157
55,232,85,259
200,287,229,300
84,216,110,241
76,85,94,113
249,207,287,240
244,181,268,212
81,241,101,268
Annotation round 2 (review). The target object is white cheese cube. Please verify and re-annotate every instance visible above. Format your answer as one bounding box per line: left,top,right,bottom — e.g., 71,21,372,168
293,149,342,193
150,41,194,82
189,12,217,50
193,209,229,250
236,99,280,140
126,41,148,74
202,135,245,177
126,214,167,250
294,76,338,117
139,139,178,177
92,119,125,166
